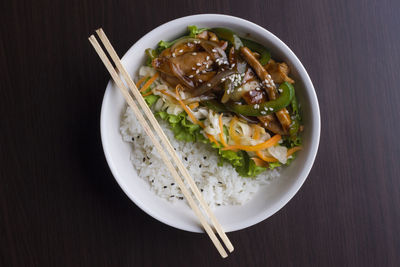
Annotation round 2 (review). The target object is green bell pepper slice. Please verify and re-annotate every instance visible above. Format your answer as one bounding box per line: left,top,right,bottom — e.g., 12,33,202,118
288,95,302,145
225,82,295,116
201,99,229,113
240,38,271,65
210,28,243,50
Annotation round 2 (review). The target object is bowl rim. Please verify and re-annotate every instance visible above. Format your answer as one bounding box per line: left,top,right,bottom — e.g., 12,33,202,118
100,13,321,233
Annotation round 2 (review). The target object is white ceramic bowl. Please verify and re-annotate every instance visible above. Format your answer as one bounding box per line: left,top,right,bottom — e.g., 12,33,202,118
100,14,320,233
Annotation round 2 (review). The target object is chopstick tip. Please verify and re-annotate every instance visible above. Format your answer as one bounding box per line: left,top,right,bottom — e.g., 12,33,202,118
95,28,104,35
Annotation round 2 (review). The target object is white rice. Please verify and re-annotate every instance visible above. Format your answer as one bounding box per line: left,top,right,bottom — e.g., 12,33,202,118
120,106,281,208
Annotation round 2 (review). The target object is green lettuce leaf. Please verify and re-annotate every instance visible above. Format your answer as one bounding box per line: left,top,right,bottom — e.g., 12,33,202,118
157,40,174,52
156,111,205,143
188,25,209,37
156,25,209,53
216,149,266,178
144,95,159,107
268,154,297,170
268,162,282,170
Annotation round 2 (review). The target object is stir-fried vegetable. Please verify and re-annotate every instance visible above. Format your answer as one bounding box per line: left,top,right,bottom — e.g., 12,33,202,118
288,95,302,146
210,28,243,50
225,82,294,116
188,25,209,37
141,25,303,177
240,38,271,65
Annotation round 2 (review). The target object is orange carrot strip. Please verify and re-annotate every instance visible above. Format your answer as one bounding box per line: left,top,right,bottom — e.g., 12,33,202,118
256,151,278,162
251,157,269,167
222,134,281,151
139,72,159,92
287,146,302,156
159,89,176,99
175,85,204,128
218,114,228,147
141,91,153,97
207,134,219,145
136,75,148,88
188,102,199,109
252,124,261,140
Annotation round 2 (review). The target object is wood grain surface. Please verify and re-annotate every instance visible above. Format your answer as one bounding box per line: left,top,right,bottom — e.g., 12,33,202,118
1,0,399,266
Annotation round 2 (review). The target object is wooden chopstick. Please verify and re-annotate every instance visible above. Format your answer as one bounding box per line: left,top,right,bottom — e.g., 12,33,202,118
88,34,229,258
95,28,234,253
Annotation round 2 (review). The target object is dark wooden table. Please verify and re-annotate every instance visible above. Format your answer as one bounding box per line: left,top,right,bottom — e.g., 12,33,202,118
1,0,400,266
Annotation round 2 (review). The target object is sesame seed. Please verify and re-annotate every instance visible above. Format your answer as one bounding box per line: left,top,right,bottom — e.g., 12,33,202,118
196,69,200,74
188,43,193,47
171,183,175,186
212,48,217,52
196,62,202,66
261,111,266,115
172,53,176,57
192,67,196,70
203,61,207,65
198,79,203,83
205,64,209,68
278,88,283,93
202,70,207,73
192,52,197,55
221,78,226,82
206,56,210,60
267,74,271,79
184,157,188,161
207,83,211,87
189,75,194,78
231,63,236,68
178,49,183,53
163,186,167,188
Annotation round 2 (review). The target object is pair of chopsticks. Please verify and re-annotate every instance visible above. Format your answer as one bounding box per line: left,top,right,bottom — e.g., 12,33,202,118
89,28,233,258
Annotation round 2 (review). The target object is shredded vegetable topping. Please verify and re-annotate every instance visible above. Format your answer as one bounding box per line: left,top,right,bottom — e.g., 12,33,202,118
139,25,303,177
222,134,281,152
139,72,159,92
